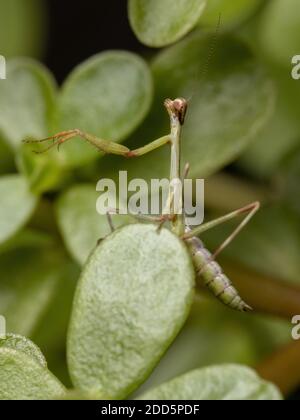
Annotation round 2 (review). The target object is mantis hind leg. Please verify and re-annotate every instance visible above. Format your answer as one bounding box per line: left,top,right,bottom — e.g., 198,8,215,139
210,202,260,260
183,201,260,259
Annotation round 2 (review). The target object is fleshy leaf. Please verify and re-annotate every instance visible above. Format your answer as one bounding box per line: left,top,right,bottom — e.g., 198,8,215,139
68,224,195,399
0,348,65,400
17,145,68,195
31,260,79,386
236,43,300,179
137,365,282,400
135,299,258,396
0,0,46,58
0,58,63,194
200,0,262,29
150,33,274,179
53,51,153,167
0,58,56,149
237,93,300,179
56,184,133,265
0,333,47,367
259,0,300,67
0,175,37,245
0,244,70,337
128,0,207,47
112,32,274,183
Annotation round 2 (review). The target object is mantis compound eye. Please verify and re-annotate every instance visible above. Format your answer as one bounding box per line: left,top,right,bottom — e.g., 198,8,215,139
173,98,188,125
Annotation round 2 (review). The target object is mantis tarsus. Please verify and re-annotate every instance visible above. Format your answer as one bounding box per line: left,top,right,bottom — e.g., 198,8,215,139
24,98,259,312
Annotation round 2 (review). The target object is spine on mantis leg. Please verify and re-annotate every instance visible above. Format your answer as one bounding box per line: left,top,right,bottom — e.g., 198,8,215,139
185,232,252,312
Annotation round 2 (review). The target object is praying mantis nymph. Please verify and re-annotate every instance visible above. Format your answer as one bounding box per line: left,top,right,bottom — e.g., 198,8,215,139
24,98,259,312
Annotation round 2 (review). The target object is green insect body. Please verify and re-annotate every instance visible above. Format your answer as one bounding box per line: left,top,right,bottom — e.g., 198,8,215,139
185,232,252,312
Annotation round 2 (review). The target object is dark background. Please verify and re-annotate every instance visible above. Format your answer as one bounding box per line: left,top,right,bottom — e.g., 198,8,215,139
45,0,146,83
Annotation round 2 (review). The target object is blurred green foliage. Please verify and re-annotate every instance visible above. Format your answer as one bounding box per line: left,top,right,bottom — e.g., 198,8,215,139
0,0,299,400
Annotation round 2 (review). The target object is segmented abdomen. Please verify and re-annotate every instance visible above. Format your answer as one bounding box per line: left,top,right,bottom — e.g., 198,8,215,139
186,235,252,312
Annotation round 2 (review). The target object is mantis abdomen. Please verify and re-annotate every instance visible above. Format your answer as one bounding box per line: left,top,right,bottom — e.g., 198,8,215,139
186,235,252,312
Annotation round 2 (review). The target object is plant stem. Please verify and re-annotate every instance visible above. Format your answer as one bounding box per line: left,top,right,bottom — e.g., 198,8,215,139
257,340,300,397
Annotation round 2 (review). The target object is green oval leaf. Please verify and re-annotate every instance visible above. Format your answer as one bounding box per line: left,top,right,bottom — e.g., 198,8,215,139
237,94,300,179
56,184,133,265
137,365,282,400
237,65,300,179
135,298,258,396
0,58,63,194
259,0,300,67
0,244,70,337
0,59,56,149
0,348,65,400
0,0,46,58
148,34,273,178
115,33,274,182
17,145,68,195
0,334,47,367
31,260,79,385
57,390,105,400
0,175,37,245
68,224,195,398
128,0,207,47
54,51,153,167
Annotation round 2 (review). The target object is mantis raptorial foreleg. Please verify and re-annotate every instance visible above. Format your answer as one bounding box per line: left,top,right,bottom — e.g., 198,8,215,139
128,135,171,157
23,129,130,156
23,129,171,158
